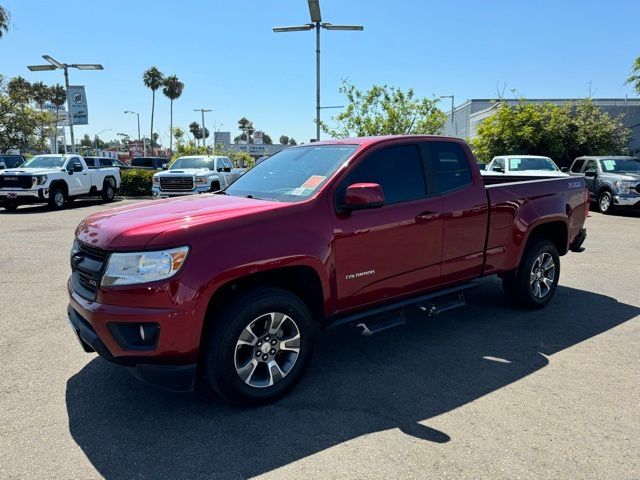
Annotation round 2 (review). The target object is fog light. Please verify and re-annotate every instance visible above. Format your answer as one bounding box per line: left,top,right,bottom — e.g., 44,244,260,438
108,322,159,350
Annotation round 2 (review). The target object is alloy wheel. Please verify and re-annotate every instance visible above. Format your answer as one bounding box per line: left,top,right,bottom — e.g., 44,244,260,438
529,252,556,298
234,312,301,388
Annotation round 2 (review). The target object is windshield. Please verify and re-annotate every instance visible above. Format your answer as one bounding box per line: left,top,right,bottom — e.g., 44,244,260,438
509,157,558,171
600,158,640,173
171,157,215,170
21,156,65,168
225,145,358,202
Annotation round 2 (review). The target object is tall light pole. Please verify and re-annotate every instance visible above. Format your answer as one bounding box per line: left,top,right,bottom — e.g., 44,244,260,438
194,108,212,149
439,95,455,135
27,55,103,154
273,0,363,142
94,129,112,155
124,111,145,156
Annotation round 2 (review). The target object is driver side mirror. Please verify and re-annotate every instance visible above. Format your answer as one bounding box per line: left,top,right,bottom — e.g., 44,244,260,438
584,170,597,178
340,183,384,212
162,163,168,170
493,166,504,173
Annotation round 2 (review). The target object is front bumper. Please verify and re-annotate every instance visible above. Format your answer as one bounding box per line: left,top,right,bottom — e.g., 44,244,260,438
613,194,640,207
0,187,49,202
152,185,210,198
67,278,203,392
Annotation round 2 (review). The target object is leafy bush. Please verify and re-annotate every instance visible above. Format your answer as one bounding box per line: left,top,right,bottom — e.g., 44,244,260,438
119,169,155,196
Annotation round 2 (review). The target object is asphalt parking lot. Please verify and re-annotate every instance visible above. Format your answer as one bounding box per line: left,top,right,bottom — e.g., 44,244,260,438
0,199,639,480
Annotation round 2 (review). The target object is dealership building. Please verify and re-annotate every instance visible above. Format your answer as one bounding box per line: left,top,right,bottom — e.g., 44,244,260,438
442,98,640,153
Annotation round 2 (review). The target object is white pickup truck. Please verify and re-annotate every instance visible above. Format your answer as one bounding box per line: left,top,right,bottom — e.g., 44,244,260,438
0,154,120,211
152,155,245,198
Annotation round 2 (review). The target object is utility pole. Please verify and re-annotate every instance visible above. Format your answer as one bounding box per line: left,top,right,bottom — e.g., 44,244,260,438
194,109,212,150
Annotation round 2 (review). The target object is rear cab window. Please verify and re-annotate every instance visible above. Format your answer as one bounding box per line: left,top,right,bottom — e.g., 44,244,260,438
422,141,472,193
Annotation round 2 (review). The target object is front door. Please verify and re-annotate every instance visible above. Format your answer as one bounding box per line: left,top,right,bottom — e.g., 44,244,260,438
333,143,444,312
582,159,599,199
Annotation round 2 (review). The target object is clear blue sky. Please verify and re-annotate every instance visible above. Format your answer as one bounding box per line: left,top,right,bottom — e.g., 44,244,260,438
1,0,638,145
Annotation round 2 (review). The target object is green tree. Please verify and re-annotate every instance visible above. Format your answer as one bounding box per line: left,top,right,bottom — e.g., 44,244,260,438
162,74,184,153
321,81,446,138
0,5,10,38
31,82,52,145
289,138,297,145
0,78,50,151
279,135,289,145
7,76,32,104
173,127,185,147
471,99,631,166
262,133,273,145
235,117,255,143
625,56,640,95
143,66,164,151
49,84,66,153
189,121,201,146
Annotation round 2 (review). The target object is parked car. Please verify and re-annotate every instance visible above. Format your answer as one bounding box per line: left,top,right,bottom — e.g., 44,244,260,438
152,155,244,198
484,155,568,177
0,154,26,170
67,135,588,404
0,154,120,211
84,156,133,171
568,156,640,213
130,157,170,171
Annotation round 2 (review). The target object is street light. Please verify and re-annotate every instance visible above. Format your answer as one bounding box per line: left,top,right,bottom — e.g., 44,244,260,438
194,109,212,149
273,0,363,141
439,95,455,135
94,129,112,155
27,55,103,154
124,111,146,156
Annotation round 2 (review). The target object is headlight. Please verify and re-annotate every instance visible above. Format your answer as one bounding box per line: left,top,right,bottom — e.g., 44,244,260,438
195,176,207,184
102,246,189,286
36,175,47,185
616,181,632,194
152,176,160,185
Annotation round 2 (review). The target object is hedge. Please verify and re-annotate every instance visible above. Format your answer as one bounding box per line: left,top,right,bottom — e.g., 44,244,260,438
119,169,155,196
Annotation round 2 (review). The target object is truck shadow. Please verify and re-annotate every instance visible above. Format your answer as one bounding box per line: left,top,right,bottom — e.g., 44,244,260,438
66,279,639,479
0,198,124,215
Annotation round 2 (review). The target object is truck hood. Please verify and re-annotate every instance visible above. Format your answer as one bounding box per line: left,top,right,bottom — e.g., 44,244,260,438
604,172,640,181
1,168,60,175
156,168,214,176
75,194,286,250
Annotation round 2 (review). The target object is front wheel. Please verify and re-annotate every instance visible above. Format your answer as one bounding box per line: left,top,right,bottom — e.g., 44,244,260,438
201,287,314,405
2,202,18,212
48,187,66,210
502,239,560,309
598,190,613,214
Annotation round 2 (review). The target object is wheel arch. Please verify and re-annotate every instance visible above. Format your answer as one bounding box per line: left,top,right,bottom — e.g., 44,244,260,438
49,179,69,195
523,220,568,257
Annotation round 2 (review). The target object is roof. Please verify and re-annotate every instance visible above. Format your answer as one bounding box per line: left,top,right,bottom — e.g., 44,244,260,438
309,134,464,147
494,155,552,159
575,155,638,160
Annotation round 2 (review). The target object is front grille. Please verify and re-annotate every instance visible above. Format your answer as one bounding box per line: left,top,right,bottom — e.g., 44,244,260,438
71,242,110,300
0,175,32,189
160,176,194,191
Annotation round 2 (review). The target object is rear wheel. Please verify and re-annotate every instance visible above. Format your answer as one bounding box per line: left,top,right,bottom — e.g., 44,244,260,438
502,239,560,308
48,187,66,210
101,179,115,202
598,190,613,214
201,287,314,405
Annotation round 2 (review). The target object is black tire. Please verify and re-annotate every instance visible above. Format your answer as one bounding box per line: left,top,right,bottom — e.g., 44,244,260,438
597,190,613,214
101,179,115,202
48,187,67,210
201,287,314,405
2,202,18,212
209,181,221,192
502,238,560,309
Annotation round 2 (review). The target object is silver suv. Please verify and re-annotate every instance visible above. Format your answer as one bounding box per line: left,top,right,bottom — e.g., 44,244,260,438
568,156,640,213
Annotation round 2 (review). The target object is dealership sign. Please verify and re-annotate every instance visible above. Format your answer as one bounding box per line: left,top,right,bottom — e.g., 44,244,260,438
68,85,88,125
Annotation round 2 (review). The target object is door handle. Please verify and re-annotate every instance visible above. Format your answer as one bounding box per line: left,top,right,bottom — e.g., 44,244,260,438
415,211,440,223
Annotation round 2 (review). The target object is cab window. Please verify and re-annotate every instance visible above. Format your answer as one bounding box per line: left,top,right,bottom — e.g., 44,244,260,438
424,141,472,193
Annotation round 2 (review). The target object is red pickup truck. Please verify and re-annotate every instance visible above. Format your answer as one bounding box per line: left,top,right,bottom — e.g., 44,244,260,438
67,135,588,404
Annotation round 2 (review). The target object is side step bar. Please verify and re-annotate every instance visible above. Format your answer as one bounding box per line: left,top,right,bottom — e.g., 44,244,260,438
328,282,477,335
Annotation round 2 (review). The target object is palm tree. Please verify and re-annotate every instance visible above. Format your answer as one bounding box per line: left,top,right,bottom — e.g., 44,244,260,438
7,76,32,104
32,82,50,146
49,84,67,153
0,6,10,39
162,75,184,153
189,122,201,147
143,67,164,153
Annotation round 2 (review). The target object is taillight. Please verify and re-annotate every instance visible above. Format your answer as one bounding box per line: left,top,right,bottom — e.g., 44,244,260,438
584,187,590,219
